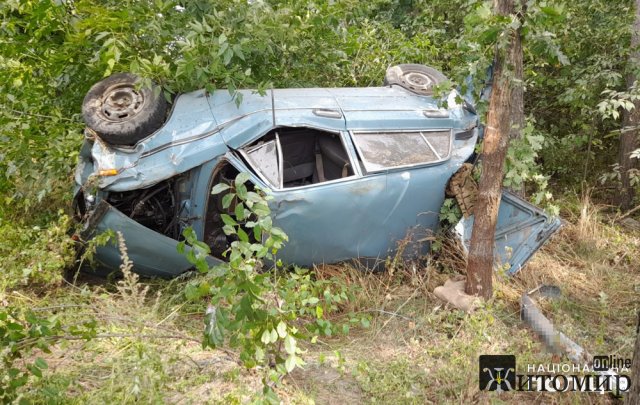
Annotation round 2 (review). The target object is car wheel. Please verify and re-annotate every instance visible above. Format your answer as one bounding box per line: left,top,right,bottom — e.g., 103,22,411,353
383,64,448,96
82,73,167,146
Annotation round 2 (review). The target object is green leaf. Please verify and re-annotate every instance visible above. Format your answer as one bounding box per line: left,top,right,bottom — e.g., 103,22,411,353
10,374,28,389
34,357,48,369
27,364,42,378
182,227,198,243
7,322,23,331
211,183,231,195
235,172,251,187
245,192,262,203
276,321,287,338
232,44,245,60
252,203,270,217
236,183,248,200
218,41,229,56
270,227,288,241
540,6,562,18
254,346,265,362
234,203,245,221
222,193,234,209
220,214,238,226
185,283,202,300
252,225,262,241
284,334,296,354
285,354,296,373
222,225,235,236
223,48,233,65
261,329,271,345
236,227,249,242
477,26,502,45
204,306,224,348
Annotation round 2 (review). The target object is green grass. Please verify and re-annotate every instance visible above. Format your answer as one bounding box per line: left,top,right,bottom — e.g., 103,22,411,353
2,199,639,404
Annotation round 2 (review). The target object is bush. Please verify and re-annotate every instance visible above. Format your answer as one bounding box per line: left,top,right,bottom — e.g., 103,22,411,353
0,213,75,291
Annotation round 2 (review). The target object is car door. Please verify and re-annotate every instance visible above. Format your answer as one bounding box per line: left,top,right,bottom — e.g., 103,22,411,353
226,126,457,267
455,191,562,274
224,131,394,267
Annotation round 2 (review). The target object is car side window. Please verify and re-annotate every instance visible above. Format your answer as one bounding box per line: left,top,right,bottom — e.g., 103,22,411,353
351,130,451,172
243,139,282,189
240,127,355,189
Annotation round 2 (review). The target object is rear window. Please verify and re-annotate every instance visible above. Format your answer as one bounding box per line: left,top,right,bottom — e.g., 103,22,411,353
351,130,451,172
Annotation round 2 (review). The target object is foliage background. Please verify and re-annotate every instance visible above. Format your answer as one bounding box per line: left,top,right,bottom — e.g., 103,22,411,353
1,0,639,402
1,0,635,210
0,0,636,290
0,0,635,287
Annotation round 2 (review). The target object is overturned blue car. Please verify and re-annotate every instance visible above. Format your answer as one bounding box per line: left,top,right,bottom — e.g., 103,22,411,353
73,65,560,277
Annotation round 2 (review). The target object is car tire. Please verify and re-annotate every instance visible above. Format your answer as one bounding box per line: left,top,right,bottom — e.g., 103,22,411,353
383,64,448,96
82,73,167,146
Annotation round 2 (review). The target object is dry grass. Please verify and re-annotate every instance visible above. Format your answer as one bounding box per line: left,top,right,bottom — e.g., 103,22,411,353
285,194,639,404
6,195,640,404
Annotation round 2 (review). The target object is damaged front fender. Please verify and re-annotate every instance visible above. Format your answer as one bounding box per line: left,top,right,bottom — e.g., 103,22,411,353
81,201,222,277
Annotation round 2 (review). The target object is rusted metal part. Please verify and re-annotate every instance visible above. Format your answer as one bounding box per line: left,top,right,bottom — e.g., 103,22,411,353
79,200,111,240
446,163,477,218
84,126,98,140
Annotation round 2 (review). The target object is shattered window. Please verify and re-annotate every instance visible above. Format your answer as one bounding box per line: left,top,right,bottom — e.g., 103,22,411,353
352,130,451,172
242,140,281,188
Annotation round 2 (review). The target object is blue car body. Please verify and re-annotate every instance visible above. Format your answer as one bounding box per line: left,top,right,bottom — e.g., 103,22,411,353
74,85,560,277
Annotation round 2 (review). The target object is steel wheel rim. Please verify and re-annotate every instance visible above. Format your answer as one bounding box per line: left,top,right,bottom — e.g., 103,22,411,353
100,84,145,122
403,71,434,91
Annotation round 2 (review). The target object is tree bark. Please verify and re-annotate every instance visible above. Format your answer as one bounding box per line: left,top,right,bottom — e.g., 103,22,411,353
509,0,525,143
625,312,640,404
618,0,640,211
465,0,515,299
507,0,525,197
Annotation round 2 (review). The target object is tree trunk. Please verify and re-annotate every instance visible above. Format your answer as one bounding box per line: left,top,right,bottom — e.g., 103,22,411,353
625,312,640,404
508,0,525,196
465,0,515,299
509,0,525,143
618,0,640,211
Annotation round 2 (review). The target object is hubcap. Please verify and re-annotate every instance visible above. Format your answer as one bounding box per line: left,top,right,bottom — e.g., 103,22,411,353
100,84,145,122
403,72,434,91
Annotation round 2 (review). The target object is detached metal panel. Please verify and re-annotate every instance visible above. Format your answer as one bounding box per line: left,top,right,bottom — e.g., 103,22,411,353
456,191,562,274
